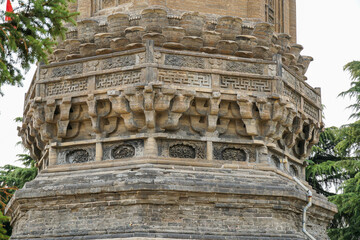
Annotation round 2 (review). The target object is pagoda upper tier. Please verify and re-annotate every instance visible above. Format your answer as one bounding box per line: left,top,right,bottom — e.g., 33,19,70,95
74,0,297,42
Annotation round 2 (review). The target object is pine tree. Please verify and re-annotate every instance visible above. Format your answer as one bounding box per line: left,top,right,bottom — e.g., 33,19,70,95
306,61,360,239
0,0,77,94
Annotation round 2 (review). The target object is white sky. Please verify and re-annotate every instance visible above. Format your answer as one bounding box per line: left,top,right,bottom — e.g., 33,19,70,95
0,0,359,167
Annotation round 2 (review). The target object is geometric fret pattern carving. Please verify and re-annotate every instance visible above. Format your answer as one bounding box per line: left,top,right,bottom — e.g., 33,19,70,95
96,71,142,89
220,76,272,92
304,101,319,120
46,79,88,96
158,70,211,88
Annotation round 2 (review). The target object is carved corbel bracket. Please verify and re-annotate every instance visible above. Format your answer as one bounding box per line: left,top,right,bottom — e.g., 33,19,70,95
154,88,176,111
87,95,101,133
125,87,144,113
109,91,139,132
272,98,287,122
237,94,253,119
216,118,230,134
208,92,222,133
60,97,72,121
45,99,57,123
164,90,195,130
33,103,45,131
143,85,156,129
57,120,70,138
256,97,272,121
40,122,54,142
190,115,207,135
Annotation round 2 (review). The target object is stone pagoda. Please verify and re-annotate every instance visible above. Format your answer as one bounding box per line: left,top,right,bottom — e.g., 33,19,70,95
6,0,337,239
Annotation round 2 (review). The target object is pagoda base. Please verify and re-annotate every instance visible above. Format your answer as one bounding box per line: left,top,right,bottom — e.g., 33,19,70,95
6,159,336,240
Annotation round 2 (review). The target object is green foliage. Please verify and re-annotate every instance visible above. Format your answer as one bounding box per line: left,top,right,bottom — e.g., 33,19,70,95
306,61,360,239
328,173,360,240
0,212,9,240
307,125,360,239
306,127,344,196
339,61,360,119
0,0,77,94
0,164,37,189
0,153,36,238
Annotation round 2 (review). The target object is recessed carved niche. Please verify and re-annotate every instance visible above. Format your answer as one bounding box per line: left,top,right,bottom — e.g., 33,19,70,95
221,148,246,161
112,145,135,159
158,140,206,159
213,143,254,162
67,150,89,163
169,144,196,159
289,164,299,177
57,145,96,165
270,155,281,168
103,140,144,160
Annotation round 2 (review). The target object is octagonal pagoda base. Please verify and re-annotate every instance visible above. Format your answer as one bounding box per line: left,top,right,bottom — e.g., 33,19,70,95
7,159,336,240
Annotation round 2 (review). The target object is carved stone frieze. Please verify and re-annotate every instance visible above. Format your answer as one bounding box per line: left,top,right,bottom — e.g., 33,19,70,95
165,54,205,69
102,55,136,70
51,63,83,78
226,61,264,75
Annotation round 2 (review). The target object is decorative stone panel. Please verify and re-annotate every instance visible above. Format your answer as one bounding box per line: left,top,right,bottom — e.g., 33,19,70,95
57,145,95,165
164,54,205,69
102,55,136,70
226,61,265,75
158,140,206,159
51,63,83,78
213,143,255,162
103,140,144,160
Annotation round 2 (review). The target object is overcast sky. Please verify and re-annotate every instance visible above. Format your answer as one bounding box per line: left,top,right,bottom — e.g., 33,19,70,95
0,0,359,167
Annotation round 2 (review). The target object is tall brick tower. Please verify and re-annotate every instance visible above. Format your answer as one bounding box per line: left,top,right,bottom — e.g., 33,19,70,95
7,0,336,239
